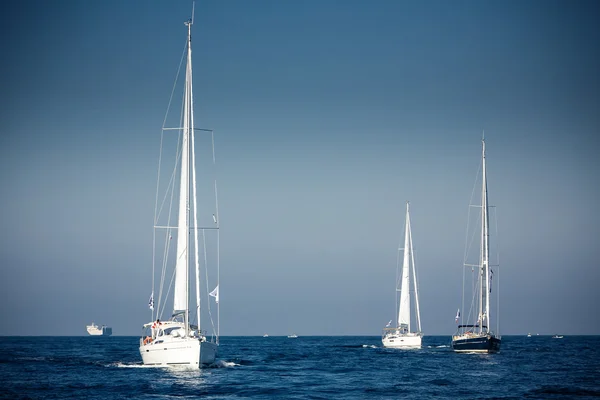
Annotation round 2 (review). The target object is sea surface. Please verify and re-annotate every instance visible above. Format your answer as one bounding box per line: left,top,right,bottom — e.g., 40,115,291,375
1,335,599,399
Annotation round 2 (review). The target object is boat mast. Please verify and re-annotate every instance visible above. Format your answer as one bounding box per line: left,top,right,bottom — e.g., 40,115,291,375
482,139,490,334
184,17,194,338
183,12,202,338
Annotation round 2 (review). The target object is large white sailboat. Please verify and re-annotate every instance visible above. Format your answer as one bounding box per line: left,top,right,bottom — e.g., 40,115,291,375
452,139,501,353
382,202,422,348
139,8,219,367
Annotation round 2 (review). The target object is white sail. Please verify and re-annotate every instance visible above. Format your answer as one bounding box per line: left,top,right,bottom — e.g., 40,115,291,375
397,202,411,330
173,50,191,313
383,201,422,348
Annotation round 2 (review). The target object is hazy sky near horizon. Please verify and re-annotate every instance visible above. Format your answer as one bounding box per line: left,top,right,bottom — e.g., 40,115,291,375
1,0,599,336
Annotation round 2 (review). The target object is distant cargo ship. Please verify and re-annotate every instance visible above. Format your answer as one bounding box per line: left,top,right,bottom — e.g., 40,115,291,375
86,322,112,336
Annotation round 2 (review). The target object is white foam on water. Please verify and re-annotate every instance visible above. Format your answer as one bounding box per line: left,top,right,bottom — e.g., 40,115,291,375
362,344,378,349
112,362,159,368
214,359,239,368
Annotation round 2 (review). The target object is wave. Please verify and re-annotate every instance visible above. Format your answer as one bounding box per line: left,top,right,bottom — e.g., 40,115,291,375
213,359,240,368
112,362,158,368
362,344,378,349
527,386,600,397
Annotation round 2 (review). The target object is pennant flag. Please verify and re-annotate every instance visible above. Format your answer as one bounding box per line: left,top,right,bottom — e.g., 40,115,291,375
148,292,154,310
455,309,460,323
385,320,392,327
209,285,219,304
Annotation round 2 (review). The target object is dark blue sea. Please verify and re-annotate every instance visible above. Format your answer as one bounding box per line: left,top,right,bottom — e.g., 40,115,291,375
1,335,599,399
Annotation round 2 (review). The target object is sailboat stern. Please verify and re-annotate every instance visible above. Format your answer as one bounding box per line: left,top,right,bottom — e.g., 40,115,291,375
199,340,218,365
139,337,201,366
382,329,422,348
139,321,218,367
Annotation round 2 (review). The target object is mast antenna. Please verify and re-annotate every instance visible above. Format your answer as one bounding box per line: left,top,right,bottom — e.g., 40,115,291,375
191,1,195,25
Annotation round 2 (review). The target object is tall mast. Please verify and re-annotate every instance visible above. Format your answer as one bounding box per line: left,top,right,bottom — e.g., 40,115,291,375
482,139,490,333
186,14,201,333
184,17,193,337
183,14,202,338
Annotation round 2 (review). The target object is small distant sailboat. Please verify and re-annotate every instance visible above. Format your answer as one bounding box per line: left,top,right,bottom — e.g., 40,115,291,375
138,6,220,367
552,335,564,339
382,202,422,348
263,334,269,338
452,138,501,353
288,334,298,339
527,333,532,337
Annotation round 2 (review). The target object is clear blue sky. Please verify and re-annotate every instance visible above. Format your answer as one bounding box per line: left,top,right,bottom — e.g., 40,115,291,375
1,0,598,336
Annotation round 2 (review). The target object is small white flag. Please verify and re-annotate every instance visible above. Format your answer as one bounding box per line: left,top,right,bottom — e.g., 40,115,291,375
209,285,219,304
455,308,460,323
386,319,392,327
148,293,154,310
213,214,217,224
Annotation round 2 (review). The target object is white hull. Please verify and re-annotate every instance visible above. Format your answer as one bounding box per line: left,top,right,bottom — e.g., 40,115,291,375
140,338,217,367
382,332,422,348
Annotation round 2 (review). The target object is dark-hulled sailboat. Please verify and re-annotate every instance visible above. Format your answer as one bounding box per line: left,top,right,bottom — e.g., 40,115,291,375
452,138,501,353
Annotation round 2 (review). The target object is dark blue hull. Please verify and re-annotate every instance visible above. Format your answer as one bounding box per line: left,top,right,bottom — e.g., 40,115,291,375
452,335,501,353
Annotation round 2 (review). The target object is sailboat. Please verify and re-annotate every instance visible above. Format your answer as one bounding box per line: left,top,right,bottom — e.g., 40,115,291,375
382,202,422,348
139,8,219,367
452,139,501,353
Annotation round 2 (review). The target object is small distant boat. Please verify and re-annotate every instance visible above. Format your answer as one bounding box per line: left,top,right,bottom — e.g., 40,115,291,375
552,335,563,339
527,333,532,337
452,138,501,354
287,334,298,338
263,334,269,338
86,323,112,336
382,202,422,348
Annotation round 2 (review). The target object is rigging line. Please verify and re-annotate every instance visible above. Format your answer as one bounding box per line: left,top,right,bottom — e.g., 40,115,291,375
461,150,484,329
155,35,187,224
156,93,184,317
158,133,182,317
159,178,177,314
156,144,181,224
395,235,402,328
155,36,188,223
202,228,217,338
211,129,221,341
409,214,421,333
160,267,177,320
460,205,468,328
160,63,188,318
161,40,188,130
493,206,501,335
